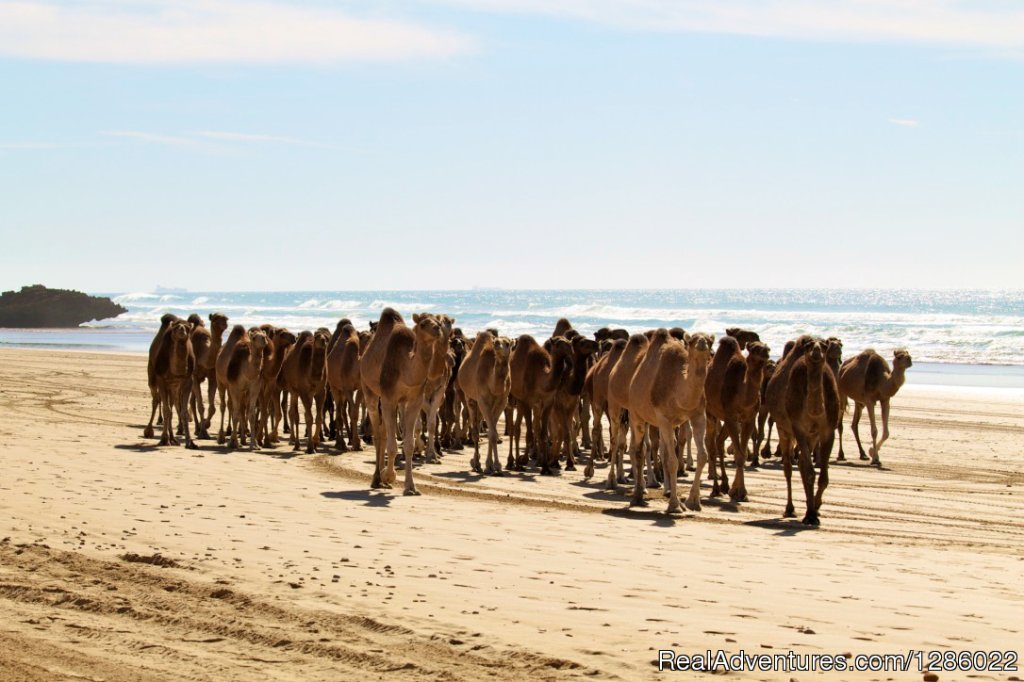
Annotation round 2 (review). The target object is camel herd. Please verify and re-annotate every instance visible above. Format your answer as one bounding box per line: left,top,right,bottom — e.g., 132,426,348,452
144,309,912,525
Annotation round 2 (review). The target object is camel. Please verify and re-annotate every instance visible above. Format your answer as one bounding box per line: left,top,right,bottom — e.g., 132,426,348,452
416,315,455,464
224,328,270,450
752,358,776,464
549,335,599,472
552,318,574,339
215,325,248,445
604,333,650,490
626,330,714,512
326,322,363,451
152,319,196,449
508,334,573,474
256,327,296,446
704,337,771,501
583,338,627,478
279,329,329,454
458,331,513,475
189,312,229,438
440,335,467,450
144,313,180,438
837,348,912,466
765,336,840,525
359,309,449,494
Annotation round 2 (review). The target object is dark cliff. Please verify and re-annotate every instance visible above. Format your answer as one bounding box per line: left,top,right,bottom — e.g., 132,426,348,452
0,285,127,328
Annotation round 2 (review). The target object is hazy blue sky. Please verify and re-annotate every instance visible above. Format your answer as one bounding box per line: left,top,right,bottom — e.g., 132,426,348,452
1,1,1021,292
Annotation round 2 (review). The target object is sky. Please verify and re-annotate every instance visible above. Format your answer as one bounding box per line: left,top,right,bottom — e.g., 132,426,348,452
0,0,1022,292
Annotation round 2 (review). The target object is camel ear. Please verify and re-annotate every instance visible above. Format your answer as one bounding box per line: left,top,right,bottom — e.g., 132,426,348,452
412,313,423,323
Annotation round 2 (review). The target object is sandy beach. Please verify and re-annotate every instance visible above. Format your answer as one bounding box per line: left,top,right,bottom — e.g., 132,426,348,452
1,348,1022,680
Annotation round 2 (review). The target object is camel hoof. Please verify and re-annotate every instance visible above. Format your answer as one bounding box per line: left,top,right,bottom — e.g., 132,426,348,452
404,488,421,496
604,479,617,491
565,463,576,472
748,457,760,469
802,513,820,526
491,469,505,477
143,426,155,439
783,505,796,518
629,497,648,508
185,441,198,451
683,497,701,512
836,452,845,461
859,452,869,461
710,487,722,498
871,459,882,468
583,464,594,479
729,489,748,503
666,504,683,516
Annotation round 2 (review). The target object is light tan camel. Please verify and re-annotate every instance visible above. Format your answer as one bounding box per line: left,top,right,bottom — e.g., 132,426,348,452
458,331,513,475
605,333,650,490
359,309,448,495
224,328,269,450
704,337,770,502
152,319,196,449
257,327,296,446
189,312,229,438
583,338,627,478
627,331,713,512
837,348,912,466
766,336,840,525
752,358,776,464
417,315,454,464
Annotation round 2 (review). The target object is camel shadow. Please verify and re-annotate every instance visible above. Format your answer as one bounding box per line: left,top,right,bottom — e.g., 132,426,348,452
114,443,164,453
431,470,486,483
700,497,741,513
321,490,393,507
601,507,678,527
743,518,820,536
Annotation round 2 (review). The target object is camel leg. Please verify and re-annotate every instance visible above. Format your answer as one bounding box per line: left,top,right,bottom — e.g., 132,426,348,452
400,400,422,496
628,420,648,507
709,424,726,497
584,403,603,479
469,401,483,473
158,389,172,446
727,419,748,502
205,376,217,432
217,386,227,445
191,379,206,438
781,436,796,518
347,396,361,451
331,390,346,451
866,400,880,465
605,409,621,489
564,410,577,472
658,422,682,514
424,393,443,464
247,392,261,452
366,394,387,489
795,434,819,525
717,424,731,492
681,422,694,472
683,414,708,511
644,427,659,490
815,431,833,511
179,380,196,449
850,402,868,460
380,401,400,487
144,390,159,438
836,415,846,461
580,397,592,451
487,407,504,476
876,398,891,465
307,391,323,454
289,392,301,451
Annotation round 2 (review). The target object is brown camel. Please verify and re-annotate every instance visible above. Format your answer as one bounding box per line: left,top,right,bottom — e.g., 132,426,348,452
215,324,248,444
326,322,363,451
257,327,296,446
152,319,196,449
549,335,599,472
458,331,513,475
359,309,448,494
766,336,840,525
279,329,329,454
440,335,468,450
604,333,650,490
837,348,913,466
508,334,573,474
626,330,714,512
704,337,771,502
417,315,455,464
552,318,574,339
144,313,180,438
583,338,627,478
752,358,776,463
189,312,229,438
724,327,761,350
224,328,270,450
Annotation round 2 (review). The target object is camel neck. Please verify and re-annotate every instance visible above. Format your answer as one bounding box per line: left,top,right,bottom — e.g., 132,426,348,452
806,362,825,416
885,365,907,397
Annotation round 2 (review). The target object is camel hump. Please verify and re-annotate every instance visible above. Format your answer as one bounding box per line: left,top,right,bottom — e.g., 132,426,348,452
380,329,415,393
715,334,740,357
626,333,647,348
863,352,889,394
650,345,686,408
226,342,249,383
379,308,404,327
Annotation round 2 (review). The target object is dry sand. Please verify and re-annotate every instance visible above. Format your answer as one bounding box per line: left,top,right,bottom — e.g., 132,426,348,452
0,348,1021,680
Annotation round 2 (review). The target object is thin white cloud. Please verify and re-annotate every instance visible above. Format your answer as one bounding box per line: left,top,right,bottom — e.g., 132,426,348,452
0,0,471,64
102,131,196,145
889,118,920,127
431,0,1024,49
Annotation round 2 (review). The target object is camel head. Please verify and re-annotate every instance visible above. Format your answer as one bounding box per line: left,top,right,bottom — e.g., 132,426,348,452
806,339,825,367
169,319,190,342
312,329,330,351
209,313,229,337
825,337,843,364
669,327,688,342
763,358,777,379
249,328,269,354
493,336,513,363
273,328,297,349
411,313,443,348
893,348,913,369
549,336,573,362
358,330,372,350
187,313,204,329
746,341,771,366
571,336,599,359
687,332,714,356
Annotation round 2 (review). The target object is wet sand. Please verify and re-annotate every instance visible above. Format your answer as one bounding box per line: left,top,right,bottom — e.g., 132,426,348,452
1,349,1022,680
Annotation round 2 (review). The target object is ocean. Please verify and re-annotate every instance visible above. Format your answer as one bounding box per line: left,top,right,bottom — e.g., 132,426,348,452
2,288,1023,388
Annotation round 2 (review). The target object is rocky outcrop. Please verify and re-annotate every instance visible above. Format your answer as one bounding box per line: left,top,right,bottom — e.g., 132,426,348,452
0,285,127,328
